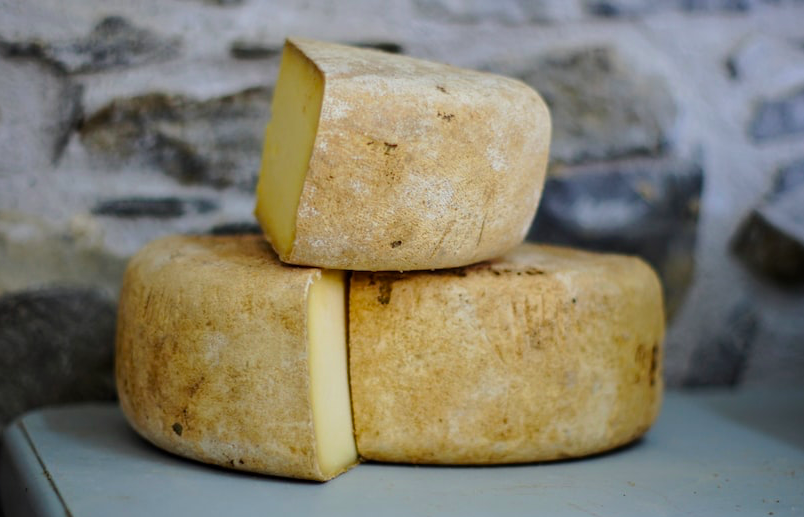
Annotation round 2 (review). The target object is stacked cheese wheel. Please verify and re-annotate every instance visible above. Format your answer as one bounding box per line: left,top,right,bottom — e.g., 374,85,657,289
116,38,664,482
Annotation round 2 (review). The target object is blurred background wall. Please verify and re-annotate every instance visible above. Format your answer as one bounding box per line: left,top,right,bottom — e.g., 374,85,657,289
1,0,803,427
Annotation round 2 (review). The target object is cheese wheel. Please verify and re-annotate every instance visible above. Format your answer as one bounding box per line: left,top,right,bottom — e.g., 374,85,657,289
255,38,551,271
349,243,664,464
115,235,357,481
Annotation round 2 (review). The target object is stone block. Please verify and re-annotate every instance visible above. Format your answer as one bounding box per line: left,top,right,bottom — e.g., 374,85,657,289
487,47,676,165
0,16,180,74
92,197,218,219
683,300,758,386
749,87,804,141
413,0,582,24
732,184,804,285
0,287,117,426
79,87,271,189
0,56,82,168
527,156,703,318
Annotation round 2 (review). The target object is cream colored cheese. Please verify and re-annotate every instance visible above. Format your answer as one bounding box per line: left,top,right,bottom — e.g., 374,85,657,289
115,235,357,481
255,43,323,257
349,243,665,464
254,37,551,271
117,237,664,476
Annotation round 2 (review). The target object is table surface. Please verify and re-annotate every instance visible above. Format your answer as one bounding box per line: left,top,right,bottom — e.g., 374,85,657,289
1,389,803,517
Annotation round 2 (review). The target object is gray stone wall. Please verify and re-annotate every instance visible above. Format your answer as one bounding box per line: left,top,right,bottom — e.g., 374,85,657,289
1,0,804,427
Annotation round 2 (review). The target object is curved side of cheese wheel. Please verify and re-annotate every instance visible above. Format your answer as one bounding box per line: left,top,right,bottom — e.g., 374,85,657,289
255,37,551,271
115,235,357,481
348,243,665,464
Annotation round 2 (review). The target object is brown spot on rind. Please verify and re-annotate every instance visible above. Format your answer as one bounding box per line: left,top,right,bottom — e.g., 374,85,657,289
649,343,659,386
437,111,455,122
390,240,402,248
436,85,448,93
635,344,646,363
188,376,205,396
383,142,398,155
378,279,393,305
172,422,183,436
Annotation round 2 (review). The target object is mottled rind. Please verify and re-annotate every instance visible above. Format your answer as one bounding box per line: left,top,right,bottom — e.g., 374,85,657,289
280,37,551,271
349,243,665,464
115,235,353,481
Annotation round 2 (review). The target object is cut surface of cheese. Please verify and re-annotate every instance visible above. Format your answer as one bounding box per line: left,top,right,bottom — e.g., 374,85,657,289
349,243,665,464
254,37,551,271
115,235,357,481
255,43,324,257
307,268,355,476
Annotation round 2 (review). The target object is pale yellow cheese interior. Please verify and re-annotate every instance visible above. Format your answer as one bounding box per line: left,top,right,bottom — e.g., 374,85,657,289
307,269,357,477
255,42,324,257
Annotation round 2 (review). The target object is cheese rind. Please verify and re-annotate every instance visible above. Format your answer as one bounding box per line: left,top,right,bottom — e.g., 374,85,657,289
115,235,357,481
349,243,665,464
255,38,551,271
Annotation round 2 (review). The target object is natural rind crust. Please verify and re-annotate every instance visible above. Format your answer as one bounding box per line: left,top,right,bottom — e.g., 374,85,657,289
349,243,665,464
115,235,350,481
281,37,551,271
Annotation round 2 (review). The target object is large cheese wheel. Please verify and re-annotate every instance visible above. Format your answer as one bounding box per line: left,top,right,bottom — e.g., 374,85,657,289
115,235,357,481
255,38,551,271
349,243,664,464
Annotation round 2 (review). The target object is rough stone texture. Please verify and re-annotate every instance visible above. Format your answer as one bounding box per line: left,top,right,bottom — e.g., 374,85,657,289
351,41,406,54
749,86,804,141
230,40,404,60
724,34,804,88
732,185,804,284
92,197,218,219
0,210,129,296
207,221,262,235
772,158,804,196
730,159,804,285
527,157,703,318
0,16,180,74
583,0,804,17
583,0,753,17
229,40,283,60
488,47,676,165
79,87,271,189
0,287,117,427
413,0,583,24
682,300,758,386
0,55,82,169
195,0,245,5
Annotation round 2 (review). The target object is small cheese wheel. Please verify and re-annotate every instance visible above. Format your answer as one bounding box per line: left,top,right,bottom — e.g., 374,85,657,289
255,38,551,271
115,235,357,481
349,243,664,464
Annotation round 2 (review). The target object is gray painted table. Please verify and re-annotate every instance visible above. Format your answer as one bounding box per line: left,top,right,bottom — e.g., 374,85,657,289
1,390,802,516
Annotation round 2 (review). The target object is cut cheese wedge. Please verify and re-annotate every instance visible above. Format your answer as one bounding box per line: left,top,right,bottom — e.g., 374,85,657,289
349,243,665,464
255,38,551,271
115,235,357,481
